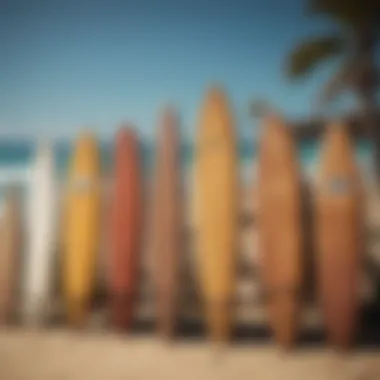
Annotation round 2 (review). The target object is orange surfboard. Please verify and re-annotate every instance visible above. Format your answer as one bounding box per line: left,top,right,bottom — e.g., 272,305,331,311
108,126,142,330
0,187,21,324
151,107,182,338
315,122,363,349
257,114,303,348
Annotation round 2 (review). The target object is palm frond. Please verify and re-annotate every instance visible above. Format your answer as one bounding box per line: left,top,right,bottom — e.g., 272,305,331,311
309,0,380,27
286,35,345,78
317,56,380,108
317,62,354,108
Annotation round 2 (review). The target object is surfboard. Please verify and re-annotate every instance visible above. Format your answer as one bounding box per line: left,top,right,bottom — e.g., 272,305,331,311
193,86,239,343
257,114,303,348
23,142,57,326
315,122,363,349
108,126,142,330
0,187,21,324
62,132,101,327
151,107,181,338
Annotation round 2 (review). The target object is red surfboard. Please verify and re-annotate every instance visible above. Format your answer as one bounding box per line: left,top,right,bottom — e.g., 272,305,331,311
151,107,182,338
108,126,142,330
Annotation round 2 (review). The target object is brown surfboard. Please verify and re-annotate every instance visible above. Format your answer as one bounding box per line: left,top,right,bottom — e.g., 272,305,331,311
0,186,21,324
108,126,142,330
257,114,303,348
315,122,363,349
151,107,182,339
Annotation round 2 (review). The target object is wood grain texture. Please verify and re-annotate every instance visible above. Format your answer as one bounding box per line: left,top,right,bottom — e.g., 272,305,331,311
62,132,101,327
193,86,239,343
108,126,142,330
151,107,182,339
257,114,303,348
0,188,21,324
315,122,363,349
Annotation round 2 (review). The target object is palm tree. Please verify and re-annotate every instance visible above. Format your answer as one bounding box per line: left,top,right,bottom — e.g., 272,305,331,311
286,0,380,172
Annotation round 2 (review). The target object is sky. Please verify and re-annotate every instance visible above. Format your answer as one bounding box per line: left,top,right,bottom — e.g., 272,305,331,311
0,0,355,141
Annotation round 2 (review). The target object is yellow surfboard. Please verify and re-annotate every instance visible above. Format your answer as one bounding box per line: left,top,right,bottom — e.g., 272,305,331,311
62,132,101,327
193,86,239,342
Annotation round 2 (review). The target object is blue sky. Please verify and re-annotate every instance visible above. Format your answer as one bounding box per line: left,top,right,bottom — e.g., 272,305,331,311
0,0,354,141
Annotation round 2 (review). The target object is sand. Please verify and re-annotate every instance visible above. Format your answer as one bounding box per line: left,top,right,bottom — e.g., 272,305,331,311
1,328,380,380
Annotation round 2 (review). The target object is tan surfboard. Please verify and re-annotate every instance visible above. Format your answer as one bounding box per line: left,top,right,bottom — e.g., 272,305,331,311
315,121,363,349
151,107,182,339
257,114,303,348
0,186,21,324
193,86,239,343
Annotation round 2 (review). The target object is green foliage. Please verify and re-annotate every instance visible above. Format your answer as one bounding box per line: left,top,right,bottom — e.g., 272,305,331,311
310,0,380,27
287,35,345,78
317,62,354,106
286,0,380,107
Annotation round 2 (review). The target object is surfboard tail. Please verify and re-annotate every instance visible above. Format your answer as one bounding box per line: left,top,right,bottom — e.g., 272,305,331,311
22,296,51,327
0,299,13,325
205,300,233,343
267,295,299,349
109,292,134,331
156,296,177,339
328,327,357,350
322,293,358,350
67,298,90,328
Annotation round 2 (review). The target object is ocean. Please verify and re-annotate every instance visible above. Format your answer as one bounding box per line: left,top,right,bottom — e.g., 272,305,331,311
0,138,374,188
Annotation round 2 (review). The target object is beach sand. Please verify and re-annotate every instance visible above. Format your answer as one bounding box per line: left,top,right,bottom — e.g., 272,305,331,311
1,328,380,380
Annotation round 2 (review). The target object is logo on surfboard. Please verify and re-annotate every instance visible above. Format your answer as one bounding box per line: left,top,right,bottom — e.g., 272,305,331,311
327,177,350,195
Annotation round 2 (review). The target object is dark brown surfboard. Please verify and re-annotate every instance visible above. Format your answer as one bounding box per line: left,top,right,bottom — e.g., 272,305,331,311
151,107,182,339
0,187,21,324
257,114,303,348
108,126,142,330
315,122,363,349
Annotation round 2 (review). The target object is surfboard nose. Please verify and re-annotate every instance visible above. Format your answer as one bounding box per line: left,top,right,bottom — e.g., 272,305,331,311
260,114,294,154
116,125,138,145
36,138,53,153
202,86,229,114
160,106,179,136
204,84,227,102
71,131,99,176
117,124,137,139
198,86,235,140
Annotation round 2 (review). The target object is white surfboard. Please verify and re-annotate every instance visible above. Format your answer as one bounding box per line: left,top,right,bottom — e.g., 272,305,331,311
23,141,57,325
